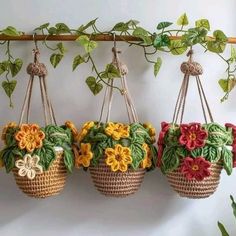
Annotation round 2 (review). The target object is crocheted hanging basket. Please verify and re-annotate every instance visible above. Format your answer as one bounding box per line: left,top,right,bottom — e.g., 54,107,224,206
12,147,67,198
157,50,234,199
166,162,222,199
89,158,145,197
0,48,74,198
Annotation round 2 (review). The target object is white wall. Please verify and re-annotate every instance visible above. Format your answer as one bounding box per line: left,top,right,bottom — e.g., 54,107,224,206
0,1,236,235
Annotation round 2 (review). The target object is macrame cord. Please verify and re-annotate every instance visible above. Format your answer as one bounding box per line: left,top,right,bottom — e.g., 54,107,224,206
172,48,214,124
99,37,138,124
19,41,57,126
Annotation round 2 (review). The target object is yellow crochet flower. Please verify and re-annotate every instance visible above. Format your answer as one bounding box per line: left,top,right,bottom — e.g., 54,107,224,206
15,124,45,153
105,122,130,140
143,123,156,137
105,144,132,172
77,121,95,142
1,122,17,143
140,143,152,169
75,143,93,168
65,121,79,141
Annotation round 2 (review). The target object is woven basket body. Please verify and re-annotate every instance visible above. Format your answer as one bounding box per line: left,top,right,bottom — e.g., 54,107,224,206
13,148,67,198
166,162,222,199
89,158,145,197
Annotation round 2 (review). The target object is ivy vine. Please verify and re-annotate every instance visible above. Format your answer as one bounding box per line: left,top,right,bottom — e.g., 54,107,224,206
0,13,235,106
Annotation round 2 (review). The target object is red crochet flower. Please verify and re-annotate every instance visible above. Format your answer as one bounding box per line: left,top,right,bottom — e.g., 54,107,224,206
157,122,170,167
180,157,211,181
179,123,208,151
225,123,236,167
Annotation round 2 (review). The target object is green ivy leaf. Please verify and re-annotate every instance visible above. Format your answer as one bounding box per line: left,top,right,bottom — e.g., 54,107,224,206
34,23,50,31
169,40,187,55
72,55,85,71
50,53,64,68
156,22,173,30
161,147,179,173
218,222,229,236
55,23,70,34
177,13,189,26
77,35,97,53
86,76,103,95
78,18,98,32
207,30,227,53
101,64,121,79
112,22,129,32
218,79,236,93
182,27,208,46
222,146,233,175
132,27,152,44
230,46,236,64
1,26,21,36
153,34,170,48
154,57,162,77
195,19,210,30
2,80,17,99
48,27,57,35
57,42,66,54
0,61,9,76
127,20,140,27
9,58,23,77
230,195,236,219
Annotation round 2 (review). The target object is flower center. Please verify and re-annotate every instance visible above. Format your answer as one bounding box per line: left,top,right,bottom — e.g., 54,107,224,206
115,154,122,162
26,134,35,143
192,164,199,171
189,132,196,141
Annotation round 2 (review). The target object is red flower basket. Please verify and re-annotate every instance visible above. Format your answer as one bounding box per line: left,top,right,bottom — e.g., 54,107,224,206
157,50,233,199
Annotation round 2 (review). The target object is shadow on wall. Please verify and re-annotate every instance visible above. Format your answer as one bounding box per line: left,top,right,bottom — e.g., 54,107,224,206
0,169,192,230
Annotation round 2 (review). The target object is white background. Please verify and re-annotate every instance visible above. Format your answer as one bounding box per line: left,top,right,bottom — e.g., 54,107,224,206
0,0,236,235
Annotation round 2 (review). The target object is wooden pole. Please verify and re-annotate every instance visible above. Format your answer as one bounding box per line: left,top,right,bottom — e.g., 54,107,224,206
0,34,235,44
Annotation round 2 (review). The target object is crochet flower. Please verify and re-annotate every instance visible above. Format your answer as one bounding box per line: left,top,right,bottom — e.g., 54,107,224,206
75,143,93,168
143,123,156,137
157,122,170,167
140,143,152,169
1,122,17,143
225,123,236,167
180,157,211,181
15,154,43,180
15,124,45,153
179,123,208,151
65,121,79,141
77,121,94,142
105,144,132,172
105,122,130,140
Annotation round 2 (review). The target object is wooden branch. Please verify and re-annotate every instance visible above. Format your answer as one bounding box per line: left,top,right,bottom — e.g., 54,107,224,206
0,34,235,44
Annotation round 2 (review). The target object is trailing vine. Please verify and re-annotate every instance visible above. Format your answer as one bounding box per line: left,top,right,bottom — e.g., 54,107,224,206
0,13,235,106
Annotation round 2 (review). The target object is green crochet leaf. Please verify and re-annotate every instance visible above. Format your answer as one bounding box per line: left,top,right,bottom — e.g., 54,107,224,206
90,143,103,167
205,146,221,162
35,144,56,171
161,147,180,173
0,147,15,172
221,146,233,175
63,148,74,173
176,147,189,157
130,143,146,169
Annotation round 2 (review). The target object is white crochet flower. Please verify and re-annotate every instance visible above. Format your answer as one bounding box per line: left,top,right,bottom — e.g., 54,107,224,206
15,154,43,180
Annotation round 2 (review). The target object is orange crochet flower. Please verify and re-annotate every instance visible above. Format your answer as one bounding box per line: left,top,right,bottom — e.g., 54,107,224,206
140,143,152,169
65,121,79,141
15,124,45,153
1,122,17,143
75,143,93,168
105,144,132,172
144,123,156,137
77,121,95,142
105,122,130,140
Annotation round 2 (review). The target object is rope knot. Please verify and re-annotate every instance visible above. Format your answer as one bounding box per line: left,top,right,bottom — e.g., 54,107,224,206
27,49,48,77
111,47,128,75
180,61,203,76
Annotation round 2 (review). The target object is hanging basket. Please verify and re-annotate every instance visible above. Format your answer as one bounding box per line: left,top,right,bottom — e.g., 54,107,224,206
73,45,157,197
0,48,74,198
157,50,234,199
89,158,145,197
12,147,67,198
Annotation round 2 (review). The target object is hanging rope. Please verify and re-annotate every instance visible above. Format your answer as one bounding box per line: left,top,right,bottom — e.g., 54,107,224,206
19,45,57,126
172,48,214,124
